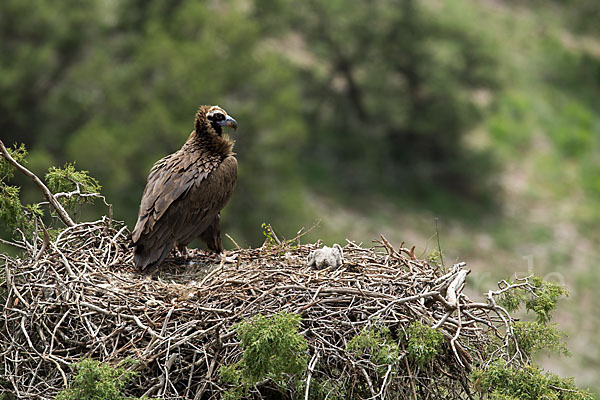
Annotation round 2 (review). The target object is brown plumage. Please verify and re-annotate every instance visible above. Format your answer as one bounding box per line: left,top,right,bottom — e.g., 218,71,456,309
131,105,238,270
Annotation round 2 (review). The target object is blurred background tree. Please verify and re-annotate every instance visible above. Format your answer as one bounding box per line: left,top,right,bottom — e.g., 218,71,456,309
255,0,498,205
1,0,599,393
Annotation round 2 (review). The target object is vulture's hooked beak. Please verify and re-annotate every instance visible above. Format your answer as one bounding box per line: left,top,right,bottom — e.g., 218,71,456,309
219,115,238,131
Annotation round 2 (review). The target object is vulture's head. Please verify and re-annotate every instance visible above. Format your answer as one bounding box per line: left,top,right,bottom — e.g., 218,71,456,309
195,105,238,136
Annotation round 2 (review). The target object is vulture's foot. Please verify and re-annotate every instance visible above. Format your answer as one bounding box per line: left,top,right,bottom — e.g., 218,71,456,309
175,244,190,260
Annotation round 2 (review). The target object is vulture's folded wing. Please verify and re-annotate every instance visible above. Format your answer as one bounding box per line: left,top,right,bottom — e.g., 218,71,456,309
132,148,209,244
132,153,236,259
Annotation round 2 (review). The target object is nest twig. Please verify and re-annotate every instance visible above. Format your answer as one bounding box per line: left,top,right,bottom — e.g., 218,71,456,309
1,220,528,399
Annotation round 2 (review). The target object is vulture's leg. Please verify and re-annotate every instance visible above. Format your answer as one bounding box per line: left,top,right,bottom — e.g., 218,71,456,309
200,214,237,263
200,214,224,253
176,243,189,260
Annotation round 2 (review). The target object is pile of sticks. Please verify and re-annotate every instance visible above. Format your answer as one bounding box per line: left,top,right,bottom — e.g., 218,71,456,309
1,219,524,399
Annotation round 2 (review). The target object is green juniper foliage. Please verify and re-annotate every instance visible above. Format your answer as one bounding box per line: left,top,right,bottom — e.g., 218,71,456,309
0,144,32,233
0,143,27,180
0,184,25,233
0,393,16,400
498,276,569,323
346,325,400,368
0,185,44,239
498,287,527,313
512,321,568,357
472,359,593,400
525,276,569,324
46,163,102,212
405,321,444,366
235,311,308,382
55,358,143,400
219,312,309,399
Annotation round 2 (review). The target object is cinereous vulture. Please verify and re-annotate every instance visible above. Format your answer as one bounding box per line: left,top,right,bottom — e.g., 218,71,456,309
131,105,238,270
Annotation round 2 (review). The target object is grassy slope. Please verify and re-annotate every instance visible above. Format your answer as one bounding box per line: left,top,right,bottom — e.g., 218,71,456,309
300,0,600,394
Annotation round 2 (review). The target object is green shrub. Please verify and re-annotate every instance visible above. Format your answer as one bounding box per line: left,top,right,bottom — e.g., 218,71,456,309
0,143,27,180
405,321,444,366
498,287,527,313
525,276,569,324
0,144,32,234
473,359,592,400
219,312,309,398
0,184,26,233
496,276,569,324
512,321,568,357
55,358,141,400
347,325,400,368
46,163,102,212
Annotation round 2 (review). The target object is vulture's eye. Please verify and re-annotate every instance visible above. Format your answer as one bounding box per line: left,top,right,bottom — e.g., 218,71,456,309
211,112,225,121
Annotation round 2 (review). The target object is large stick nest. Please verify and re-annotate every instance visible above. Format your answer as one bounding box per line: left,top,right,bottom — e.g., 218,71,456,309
1,219,514,399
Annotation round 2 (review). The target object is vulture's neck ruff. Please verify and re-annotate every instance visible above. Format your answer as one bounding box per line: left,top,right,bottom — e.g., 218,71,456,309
193,106,235,157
